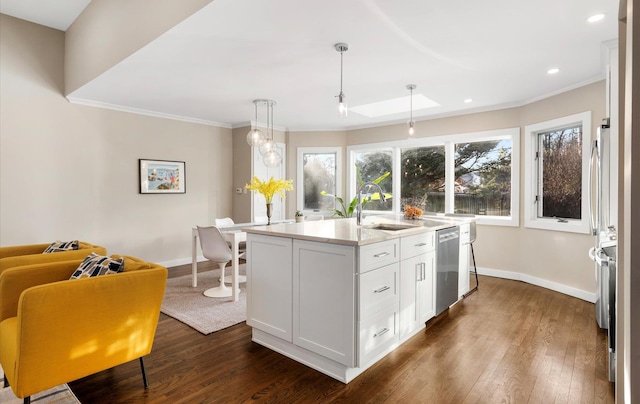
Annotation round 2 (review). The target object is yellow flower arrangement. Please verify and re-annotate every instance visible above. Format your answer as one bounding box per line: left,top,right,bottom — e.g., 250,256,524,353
245,176,294,203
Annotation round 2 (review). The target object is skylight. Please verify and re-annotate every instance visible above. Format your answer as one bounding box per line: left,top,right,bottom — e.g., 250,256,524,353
350,94,440,118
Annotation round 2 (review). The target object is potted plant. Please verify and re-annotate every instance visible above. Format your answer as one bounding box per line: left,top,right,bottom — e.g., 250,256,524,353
295,210,305,222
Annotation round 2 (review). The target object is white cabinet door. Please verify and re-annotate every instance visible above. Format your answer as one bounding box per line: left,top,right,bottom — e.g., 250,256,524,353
246,234,293,341
399,254,421,337
418,250,435,324
458,224,471,297
293,240,356,367
399,250,435,338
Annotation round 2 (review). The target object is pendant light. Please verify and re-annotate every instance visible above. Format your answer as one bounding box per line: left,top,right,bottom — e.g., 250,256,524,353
335,43,349,117
406,84,416,136
246,100,266,146
262,100,281,168
258,100,275,156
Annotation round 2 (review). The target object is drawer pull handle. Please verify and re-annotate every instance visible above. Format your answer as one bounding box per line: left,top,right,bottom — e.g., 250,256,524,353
374,286,390,293
374,328,390,338
414,242,427,247
373,252,391,258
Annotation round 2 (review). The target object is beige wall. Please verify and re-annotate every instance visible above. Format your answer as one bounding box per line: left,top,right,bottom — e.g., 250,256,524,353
0,15,233,266
64,0,213,95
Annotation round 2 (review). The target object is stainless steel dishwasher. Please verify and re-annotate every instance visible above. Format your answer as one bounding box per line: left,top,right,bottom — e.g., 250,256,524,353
435,226,460,315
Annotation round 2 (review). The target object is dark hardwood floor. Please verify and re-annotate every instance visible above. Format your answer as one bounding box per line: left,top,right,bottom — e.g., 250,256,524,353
69,262,615,403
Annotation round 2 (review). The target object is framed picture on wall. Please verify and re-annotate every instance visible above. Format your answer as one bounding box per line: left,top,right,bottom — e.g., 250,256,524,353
139,159,186,194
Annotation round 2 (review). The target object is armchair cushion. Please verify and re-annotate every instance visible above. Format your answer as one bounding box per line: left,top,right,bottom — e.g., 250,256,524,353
43,240,79,253
70,253,124,279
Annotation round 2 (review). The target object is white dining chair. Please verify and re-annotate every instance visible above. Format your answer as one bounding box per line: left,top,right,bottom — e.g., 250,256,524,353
214,217,247,284
196,226,239,298
306,214,324,221
214,217,235,228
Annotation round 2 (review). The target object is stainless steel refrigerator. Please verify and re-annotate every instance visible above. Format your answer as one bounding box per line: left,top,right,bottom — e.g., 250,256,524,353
588,119,617,382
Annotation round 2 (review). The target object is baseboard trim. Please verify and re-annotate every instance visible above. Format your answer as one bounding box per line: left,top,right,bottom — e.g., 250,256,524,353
159,256,205,270
475,266,596,303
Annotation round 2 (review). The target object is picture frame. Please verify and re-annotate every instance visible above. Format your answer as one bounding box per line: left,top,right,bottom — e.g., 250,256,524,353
139,159,186,194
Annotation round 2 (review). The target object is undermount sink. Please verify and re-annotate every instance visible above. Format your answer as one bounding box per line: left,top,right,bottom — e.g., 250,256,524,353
363,223,419,231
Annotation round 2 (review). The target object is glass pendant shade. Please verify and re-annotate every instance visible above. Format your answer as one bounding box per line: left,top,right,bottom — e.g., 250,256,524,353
263,149,282,168
408,121,415,136
246,128,266,147
259,138,275,156
337,93,348,117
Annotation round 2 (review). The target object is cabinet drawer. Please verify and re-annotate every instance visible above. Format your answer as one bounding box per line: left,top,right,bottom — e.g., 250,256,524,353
359,239,399,273
359,303,399,366
401,231,435,259
359,262,398,318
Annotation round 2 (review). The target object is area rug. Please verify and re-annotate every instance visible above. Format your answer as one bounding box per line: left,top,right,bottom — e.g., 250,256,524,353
0,365,80,404
160,265,246,335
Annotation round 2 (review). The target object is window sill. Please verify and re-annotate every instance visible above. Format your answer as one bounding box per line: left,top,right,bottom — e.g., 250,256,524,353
524,218,590,234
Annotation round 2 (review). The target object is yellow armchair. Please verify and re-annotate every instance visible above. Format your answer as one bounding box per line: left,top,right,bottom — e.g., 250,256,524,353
0,241,107,276
0,255,167,403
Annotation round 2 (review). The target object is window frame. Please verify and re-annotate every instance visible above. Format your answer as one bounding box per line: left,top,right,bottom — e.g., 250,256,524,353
523,111,591,233
346,127,520,227
296,146,342,216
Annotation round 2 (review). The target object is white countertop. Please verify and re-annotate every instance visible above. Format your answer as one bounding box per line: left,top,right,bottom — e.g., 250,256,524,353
243,214,472,246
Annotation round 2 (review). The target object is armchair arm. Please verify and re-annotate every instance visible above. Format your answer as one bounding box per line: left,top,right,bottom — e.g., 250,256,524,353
11,266,168,397
0,244,50,259
0,260,82,322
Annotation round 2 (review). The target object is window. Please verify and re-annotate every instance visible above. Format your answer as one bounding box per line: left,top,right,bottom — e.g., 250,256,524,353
401,146,446,213
346,127,519,226
355,150,393,212
454,139,512,217
297,147,342,215
524,112,591,233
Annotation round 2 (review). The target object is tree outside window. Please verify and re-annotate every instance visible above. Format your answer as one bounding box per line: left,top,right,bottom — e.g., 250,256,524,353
454,140,512,216
400,146,446,213
355,150,393,211
538,126,582,220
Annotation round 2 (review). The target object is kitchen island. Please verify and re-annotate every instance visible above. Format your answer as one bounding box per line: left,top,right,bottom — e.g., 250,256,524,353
244,215,472,383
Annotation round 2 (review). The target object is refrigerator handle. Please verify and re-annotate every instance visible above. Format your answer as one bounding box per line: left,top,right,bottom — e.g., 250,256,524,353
588,138,598,236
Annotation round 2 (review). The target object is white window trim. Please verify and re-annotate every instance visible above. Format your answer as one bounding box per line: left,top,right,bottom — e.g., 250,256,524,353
523,111,591,234
346,127,520,227
296,146,342,216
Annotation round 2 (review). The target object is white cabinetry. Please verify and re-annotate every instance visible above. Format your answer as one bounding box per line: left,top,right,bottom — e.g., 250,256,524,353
357,239,400,366
246,234,293,341
293,240,356,366
399,232,435,339
458,223,471,297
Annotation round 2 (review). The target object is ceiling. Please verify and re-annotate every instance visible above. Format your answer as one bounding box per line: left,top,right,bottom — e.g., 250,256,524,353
1,0,619,131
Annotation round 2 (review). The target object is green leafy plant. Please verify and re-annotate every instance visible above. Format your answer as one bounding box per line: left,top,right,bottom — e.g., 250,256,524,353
295,210,304,217
321,169,391,218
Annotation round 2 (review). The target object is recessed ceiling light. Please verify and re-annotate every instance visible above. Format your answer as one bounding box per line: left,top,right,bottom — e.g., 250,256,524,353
464,98,473,103
547,68,560,75
350,94,440,118
587,13,606,23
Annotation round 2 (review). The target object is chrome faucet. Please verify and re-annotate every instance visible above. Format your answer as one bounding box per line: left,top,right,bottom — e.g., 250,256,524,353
357,182,386,226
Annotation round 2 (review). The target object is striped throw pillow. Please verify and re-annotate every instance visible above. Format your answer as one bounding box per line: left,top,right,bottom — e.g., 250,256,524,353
43,240,79,253
70,253,125,279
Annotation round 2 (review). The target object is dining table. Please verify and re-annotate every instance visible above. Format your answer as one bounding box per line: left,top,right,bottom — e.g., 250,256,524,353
191,220,293,302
